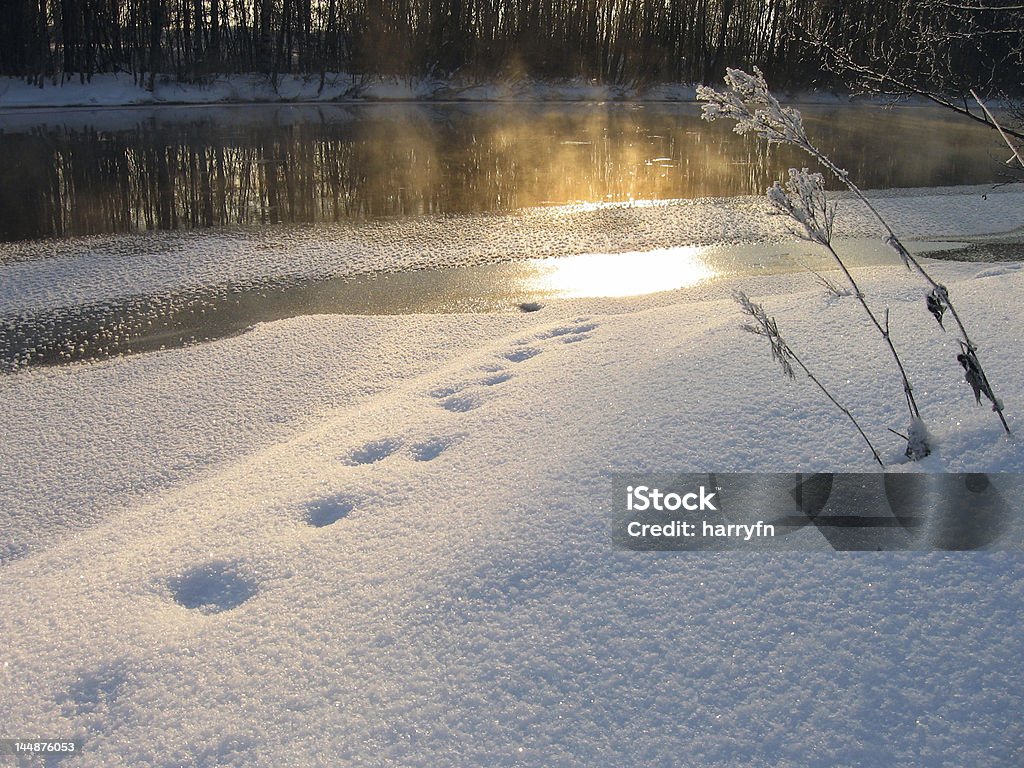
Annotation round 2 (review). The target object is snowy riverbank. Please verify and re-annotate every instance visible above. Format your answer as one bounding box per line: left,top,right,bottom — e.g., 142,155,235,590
0,72,883,109
2,186,1023,765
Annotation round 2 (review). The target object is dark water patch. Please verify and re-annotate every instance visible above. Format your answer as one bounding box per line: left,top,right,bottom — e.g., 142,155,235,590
0,261,554,371
921,237,1024,263
0,236,1004,373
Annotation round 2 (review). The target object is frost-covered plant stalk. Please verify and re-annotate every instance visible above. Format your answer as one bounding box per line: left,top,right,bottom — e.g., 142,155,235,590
735,291,884,467
768,168,928,459
699,68,1010,436
971,89,1024,173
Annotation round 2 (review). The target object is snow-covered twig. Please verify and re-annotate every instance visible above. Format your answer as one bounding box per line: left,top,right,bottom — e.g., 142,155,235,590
970,89,1024,171
735,291,884,467
766,171,927,458
699,68,1010,437
768,169,836,247
800,261,852,299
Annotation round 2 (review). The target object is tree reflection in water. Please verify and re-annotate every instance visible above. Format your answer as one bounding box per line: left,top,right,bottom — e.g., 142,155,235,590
0,103,1002,242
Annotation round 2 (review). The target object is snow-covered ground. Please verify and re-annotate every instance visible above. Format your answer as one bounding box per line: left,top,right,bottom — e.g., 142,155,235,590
0,72,875,108
0,73,684,107
1,186,1023,765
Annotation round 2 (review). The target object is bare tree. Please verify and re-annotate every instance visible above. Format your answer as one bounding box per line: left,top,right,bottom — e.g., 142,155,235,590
810,0,1024,140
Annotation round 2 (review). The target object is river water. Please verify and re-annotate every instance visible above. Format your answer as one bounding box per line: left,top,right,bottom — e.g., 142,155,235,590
0,101,1009,241
0,101,1017,369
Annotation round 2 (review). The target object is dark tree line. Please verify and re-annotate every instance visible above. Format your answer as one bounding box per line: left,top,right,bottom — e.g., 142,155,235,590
0,0,1021,88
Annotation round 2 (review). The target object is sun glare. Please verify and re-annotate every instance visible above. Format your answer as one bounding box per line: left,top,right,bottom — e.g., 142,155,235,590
528,246,715,298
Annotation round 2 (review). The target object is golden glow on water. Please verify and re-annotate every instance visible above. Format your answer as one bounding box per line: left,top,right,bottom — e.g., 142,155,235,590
6,104,1004,241
528,246,715,298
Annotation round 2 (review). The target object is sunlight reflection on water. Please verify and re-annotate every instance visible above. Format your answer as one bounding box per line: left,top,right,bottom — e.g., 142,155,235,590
1,230,985,371
527,246,715,298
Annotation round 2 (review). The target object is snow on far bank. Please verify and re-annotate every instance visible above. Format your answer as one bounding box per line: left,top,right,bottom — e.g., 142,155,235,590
1,256,1023,766
0,72,887,108
0,73,682,108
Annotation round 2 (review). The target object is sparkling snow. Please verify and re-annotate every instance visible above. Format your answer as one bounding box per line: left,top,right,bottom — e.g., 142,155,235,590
1,185,1022,766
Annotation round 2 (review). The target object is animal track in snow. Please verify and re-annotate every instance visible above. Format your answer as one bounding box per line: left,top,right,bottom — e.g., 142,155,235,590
560,332,592,344
440,393,483,412
537,322,598,339
409,435,460,461
342,438,403,466
482,371,513,386
307,493,358,527
430,318,598,415
428,383,465,399
502,346,542,363
430,367,511,401
974,264,1022,279
59,661,130,717
170,562,258,614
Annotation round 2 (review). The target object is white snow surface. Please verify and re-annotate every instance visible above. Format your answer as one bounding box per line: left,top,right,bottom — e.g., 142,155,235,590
0,74,689,107
2,188,1023,766
2,184,1022,316
0,73,884,108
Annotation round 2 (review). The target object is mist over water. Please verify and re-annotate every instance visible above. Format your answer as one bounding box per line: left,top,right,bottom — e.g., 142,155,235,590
0,102,1009,242
0,101,1018,370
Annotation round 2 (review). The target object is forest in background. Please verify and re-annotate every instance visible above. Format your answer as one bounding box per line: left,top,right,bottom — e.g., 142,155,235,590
0,0,1021,91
